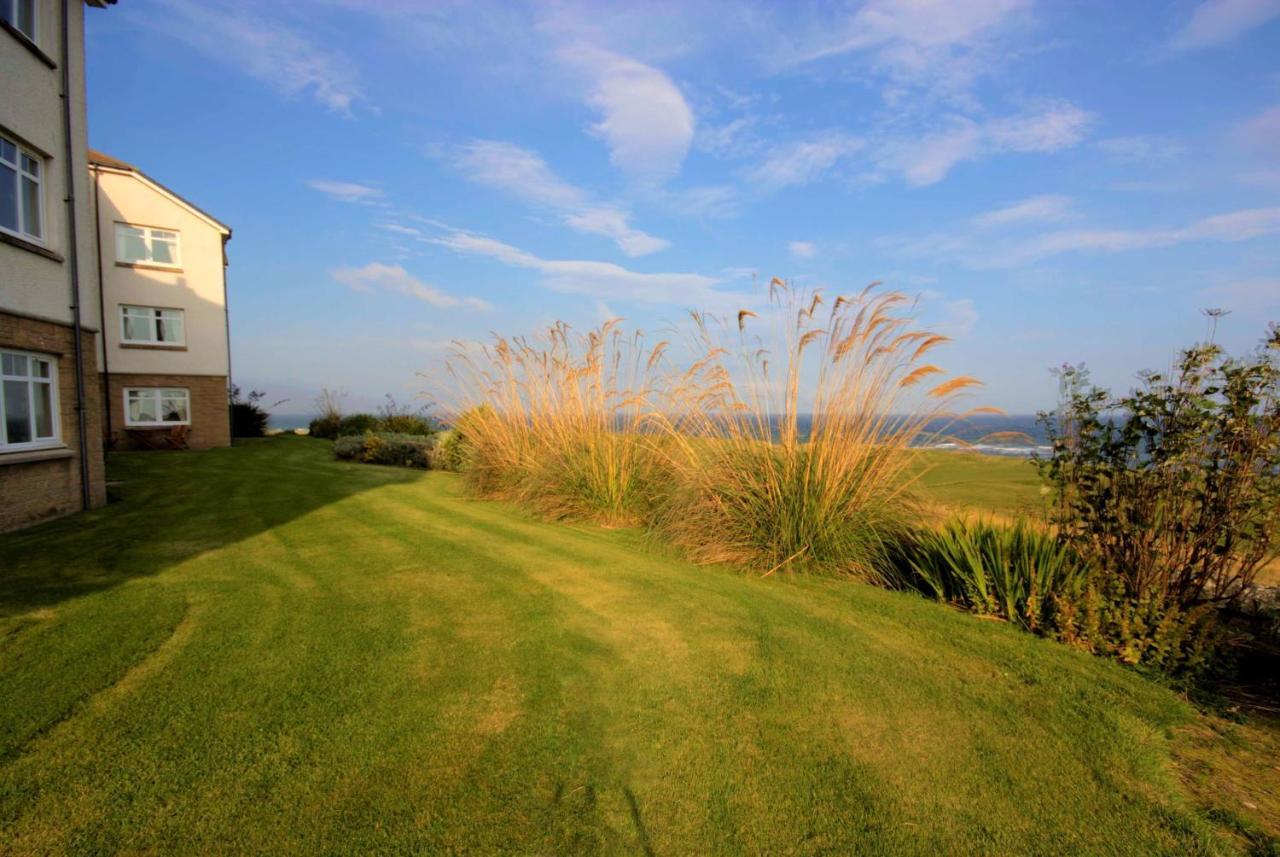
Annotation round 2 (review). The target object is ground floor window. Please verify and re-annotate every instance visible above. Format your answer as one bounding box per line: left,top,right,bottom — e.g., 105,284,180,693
1,348,58,450
125,387,190,427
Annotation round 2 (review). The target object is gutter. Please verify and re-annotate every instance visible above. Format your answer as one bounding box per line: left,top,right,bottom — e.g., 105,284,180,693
60,0,91,510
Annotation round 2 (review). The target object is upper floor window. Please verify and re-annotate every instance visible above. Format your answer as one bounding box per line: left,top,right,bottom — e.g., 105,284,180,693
116,223,181,268
0,134,43,243
0,0,36,41
1,349,58,451
121,305,185,346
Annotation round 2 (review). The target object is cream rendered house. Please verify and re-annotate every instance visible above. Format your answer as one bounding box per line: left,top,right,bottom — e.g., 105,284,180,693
0,0,113,532
89,151,232,450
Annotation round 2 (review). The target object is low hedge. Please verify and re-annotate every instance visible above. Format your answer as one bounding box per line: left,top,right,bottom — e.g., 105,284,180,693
334,432,436,468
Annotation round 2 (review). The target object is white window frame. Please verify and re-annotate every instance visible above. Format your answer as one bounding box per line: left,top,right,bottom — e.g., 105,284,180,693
0,132,45,245
1,0,37,41
115,222,182,269
1,348,59,452
120,305,185,347
123,387,191,428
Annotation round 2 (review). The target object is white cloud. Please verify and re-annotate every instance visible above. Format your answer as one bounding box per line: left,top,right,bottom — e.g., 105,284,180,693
942,298,979,335
332,263,491,311
878,119,982,186
429,230,736,306
1167,0,1280,52
450,140,669,256
780,0,1032,100
1202,277,1280,310
559,45,695,182
745,132,865,190
151,1,364,114
881,205,1280,269
1233,104,1280,161
876,103,1093,186
985,102,1094,152
789,241,817,260
975,207,1280,267
970,195,1074,229
1095,135,1187,163
306,180,384,205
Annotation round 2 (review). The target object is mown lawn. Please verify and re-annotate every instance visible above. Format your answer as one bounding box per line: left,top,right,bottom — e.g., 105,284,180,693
0,438,1254,854
911,450,1046,517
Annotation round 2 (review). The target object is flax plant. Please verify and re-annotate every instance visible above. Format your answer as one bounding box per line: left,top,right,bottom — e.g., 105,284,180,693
651,279,987,580
442,320,668,524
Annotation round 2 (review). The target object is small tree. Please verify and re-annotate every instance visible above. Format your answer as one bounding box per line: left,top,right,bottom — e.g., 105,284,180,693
1037,324,1280,612
229,385,280,438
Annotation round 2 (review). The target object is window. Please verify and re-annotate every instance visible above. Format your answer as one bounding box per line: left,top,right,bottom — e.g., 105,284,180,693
115,224,180,268
0,134,43,243
125,388,190,427
120,306,185,346
1,349,58,451
1,0,36,40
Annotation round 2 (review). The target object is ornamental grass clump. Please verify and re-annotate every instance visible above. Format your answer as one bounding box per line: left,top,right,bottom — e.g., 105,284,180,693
650,280,988,581
442,320,669,524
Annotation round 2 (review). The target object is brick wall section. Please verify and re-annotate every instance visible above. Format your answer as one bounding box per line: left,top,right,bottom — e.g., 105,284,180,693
0,311,107,533
102,373,230,451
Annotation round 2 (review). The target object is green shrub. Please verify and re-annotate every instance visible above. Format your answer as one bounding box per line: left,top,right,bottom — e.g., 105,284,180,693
430,429,470,472
1038,326,1280,613
337,413,379,437
333,432,435,468
376,395,438,437
309,415,341,439
309,387,345,439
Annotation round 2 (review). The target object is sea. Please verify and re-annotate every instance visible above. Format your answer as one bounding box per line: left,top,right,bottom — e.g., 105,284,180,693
272,412,1051,458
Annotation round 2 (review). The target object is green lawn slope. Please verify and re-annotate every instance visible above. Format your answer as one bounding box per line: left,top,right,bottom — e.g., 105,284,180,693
0,438,1244,854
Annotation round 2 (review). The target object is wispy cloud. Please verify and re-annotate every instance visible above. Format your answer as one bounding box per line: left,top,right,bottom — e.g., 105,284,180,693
778,0,1033,101
429,230,737,306
449,140,668,256
881,205,1280,268
1166,0,1280,52
1232,104,1280,160
1094,135,1187,163
745,132,865,190
305,180,385,205
150,1,365,114
875,102,1093,186
1201,277,1280,310
970,194,1074,229
333,263,491,310
558,45,695,182
788,241,817,260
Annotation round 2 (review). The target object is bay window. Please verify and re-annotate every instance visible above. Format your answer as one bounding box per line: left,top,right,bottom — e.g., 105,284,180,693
121,305,184,346
1,349,58,451
125,388,190,427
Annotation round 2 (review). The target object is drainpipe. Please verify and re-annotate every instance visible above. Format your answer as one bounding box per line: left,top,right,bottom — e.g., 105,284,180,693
92,165,111,440
60,0,91,510
222,235,232,440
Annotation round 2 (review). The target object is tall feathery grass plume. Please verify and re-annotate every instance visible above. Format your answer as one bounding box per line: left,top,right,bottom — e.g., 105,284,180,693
439,319,669,524
651,279,986,581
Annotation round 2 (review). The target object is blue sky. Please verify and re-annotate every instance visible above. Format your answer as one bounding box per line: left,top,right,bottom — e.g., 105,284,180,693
84,0,1280,413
